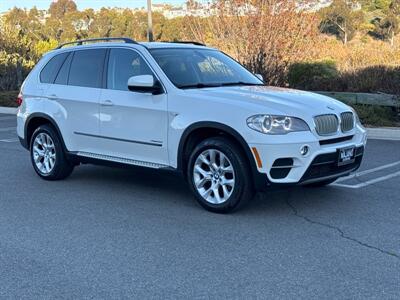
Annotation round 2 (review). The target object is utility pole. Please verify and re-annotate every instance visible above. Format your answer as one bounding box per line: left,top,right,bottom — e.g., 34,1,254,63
147,0,154,42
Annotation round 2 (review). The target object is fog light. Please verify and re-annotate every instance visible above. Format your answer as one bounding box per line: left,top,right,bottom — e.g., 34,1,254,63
300,145,309,156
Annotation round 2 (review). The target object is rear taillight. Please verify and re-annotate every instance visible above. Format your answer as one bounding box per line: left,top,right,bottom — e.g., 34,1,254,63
16,93,23,106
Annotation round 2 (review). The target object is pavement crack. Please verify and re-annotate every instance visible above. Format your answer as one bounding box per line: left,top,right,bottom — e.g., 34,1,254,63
285,198,400,260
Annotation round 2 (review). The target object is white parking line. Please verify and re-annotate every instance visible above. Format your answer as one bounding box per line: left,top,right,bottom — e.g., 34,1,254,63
0,138,18,143
335,161,400,183
0,127,16,132
0,116,16,121
332,160,400,189
333,170,400,189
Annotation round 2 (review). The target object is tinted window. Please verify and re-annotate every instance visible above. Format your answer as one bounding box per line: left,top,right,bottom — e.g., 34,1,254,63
40,52,69,84
150,48,262,88
107,49,153,91
68,49,106,88
54,52,72,85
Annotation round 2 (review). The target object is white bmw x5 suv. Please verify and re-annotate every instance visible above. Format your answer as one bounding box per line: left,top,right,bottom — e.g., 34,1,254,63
17,37,367,213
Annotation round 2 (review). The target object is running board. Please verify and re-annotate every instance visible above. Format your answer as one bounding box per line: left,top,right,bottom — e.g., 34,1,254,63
76,152,168,169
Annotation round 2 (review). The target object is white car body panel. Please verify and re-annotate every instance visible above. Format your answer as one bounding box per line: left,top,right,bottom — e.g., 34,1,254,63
44,84,102,153
17,41,367,186
98,88,169,165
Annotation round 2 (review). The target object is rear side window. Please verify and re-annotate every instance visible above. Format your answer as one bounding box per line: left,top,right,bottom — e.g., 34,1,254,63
40,52,69,84
68,49,107,88
54,52,73,85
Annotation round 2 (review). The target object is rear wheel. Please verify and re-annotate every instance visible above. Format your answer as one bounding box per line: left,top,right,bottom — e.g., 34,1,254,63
30,124,74,180
187,137,254,213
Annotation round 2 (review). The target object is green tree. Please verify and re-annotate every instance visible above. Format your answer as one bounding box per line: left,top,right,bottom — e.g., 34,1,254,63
360,0,391,11
49,0,77,19
34,39,59,58
4,7,45,41
0,18,35,90
160,17,188,41
45,0,80,41
319,0,365,44
186,0,201,9
371,0,400,45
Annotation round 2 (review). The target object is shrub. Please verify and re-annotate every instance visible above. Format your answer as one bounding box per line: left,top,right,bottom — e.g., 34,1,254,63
288,62,400,95
353,104,400,127
34,39,58,58
342,66,400,95
0,51,33,91
0,90,19,107
186,1,319,86
287,60,339,90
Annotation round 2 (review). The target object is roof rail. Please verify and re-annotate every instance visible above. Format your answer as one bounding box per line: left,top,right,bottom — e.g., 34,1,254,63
56,37,138,49
166,41,206,46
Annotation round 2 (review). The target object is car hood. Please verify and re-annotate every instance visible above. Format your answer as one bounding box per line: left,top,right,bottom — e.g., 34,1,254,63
188,85,350,117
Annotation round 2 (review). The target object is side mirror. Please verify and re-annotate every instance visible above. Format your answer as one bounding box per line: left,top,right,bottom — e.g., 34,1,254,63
255,74,264,81
127,75,162,95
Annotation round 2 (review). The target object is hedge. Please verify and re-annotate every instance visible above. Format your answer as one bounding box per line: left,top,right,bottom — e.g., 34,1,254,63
288,61,400,95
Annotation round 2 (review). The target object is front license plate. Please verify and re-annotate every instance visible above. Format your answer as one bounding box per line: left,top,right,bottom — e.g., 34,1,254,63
338,146,355,166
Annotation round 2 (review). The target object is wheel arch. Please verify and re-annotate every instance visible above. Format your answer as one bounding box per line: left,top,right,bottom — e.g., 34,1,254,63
177,121,258,176
25,113,67,151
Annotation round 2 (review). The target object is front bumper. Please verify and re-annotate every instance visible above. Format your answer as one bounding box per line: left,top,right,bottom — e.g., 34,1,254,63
19,136,29,150
248,125,367,189
299,146,363,184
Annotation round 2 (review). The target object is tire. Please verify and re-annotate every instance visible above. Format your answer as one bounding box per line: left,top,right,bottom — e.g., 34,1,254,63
305,177,338,187
187,136,254,213
30,124,74,180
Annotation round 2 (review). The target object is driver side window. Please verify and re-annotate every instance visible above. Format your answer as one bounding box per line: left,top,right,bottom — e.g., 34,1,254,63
107,49,153,91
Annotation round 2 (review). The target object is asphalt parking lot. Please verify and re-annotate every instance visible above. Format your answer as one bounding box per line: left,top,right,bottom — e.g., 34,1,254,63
0,113,399,299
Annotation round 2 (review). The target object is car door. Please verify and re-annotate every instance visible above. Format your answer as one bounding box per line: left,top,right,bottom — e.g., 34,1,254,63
44,48,106,153
98,47,169,166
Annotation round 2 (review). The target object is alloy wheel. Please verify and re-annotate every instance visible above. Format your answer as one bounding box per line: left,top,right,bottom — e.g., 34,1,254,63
193,149,235,204
32,132,56,175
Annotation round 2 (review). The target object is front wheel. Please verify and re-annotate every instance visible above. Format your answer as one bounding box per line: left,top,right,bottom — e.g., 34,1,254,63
187,137,254,213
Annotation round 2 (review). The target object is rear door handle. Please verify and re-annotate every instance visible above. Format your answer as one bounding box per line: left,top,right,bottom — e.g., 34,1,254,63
47,94,59,100
101,100,114,106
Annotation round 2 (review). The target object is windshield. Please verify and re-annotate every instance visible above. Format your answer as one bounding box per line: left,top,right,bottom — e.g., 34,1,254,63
149,48,264,89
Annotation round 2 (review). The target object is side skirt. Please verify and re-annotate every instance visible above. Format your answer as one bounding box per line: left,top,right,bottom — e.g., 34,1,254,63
68,152,179,175
75,151,170,169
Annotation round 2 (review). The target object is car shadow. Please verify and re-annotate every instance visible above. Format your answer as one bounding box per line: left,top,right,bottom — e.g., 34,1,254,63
65,163,341,217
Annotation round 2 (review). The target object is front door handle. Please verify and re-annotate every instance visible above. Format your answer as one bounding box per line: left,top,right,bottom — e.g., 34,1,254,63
101,100,114,106
47,94,59,100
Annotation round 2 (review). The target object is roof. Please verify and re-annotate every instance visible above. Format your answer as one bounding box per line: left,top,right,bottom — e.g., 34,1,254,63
139,42,213,50
53,39,214,53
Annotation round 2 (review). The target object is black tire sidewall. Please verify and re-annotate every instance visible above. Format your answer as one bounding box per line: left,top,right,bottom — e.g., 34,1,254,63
187,137,252,213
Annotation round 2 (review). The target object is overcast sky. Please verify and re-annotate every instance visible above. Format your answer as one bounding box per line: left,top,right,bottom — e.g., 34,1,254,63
0,0,187,12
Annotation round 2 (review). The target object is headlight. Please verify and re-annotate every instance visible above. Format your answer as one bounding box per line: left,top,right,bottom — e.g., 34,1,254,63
247,115,310,135
350,108,362,126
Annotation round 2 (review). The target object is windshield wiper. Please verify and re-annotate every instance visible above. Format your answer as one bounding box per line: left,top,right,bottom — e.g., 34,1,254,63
178,83,222,89
219,82,264,87
178,82,264,89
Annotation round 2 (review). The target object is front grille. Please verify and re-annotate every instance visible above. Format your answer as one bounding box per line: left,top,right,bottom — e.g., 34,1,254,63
314,114,339,136
319,135,354,146
341,112,354,132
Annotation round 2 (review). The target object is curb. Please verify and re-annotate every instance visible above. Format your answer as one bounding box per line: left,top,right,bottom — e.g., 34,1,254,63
367,127,400,141
0,106,17,114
